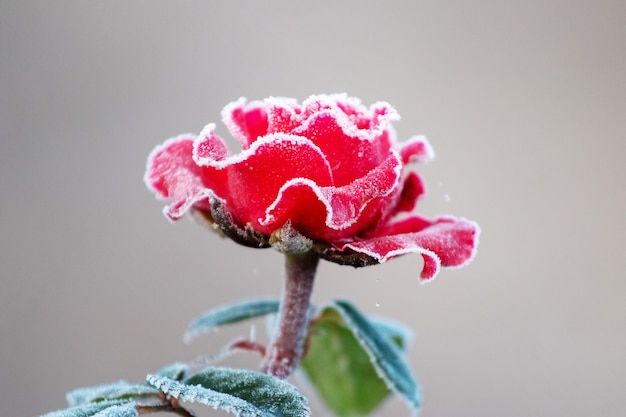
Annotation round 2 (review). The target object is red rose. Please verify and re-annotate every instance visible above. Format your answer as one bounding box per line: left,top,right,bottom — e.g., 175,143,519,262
145,94,479,282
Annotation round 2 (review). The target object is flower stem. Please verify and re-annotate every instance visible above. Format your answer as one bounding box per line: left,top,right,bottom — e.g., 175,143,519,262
261,252,319,379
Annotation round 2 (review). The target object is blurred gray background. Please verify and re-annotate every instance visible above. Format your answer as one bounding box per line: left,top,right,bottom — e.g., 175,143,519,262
1,1,625,416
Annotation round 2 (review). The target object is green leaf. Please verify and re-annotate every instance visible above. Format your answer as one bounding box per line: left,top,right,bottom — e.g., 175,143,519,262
66,382,159,407
369,318,413,351
184,298,280,343
300,310,391,417
300,300,420,416
147,366,311,417
333,300,421,411
40,400,135,417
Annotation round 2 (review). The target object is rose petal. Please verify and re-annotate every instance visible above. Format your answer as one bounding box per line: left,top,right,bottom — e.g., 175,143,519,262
300,95,400,134
193,123,230,162
340,217,480,281
264,96,301,133
257,178,333,239
292,110,394,186
369,214,435,237
145,135,217,221
221,98,269,149
260,151,402,239
400,135,435,164
321,151,402,228
390,172,426,214
193,133,334,231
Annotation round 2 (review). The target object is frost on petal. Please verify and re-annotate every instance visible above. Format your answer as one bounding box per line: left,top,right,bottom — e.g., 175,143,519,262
390,172,426,215
321,151,402,229
221,98,269,149
259,178,336,239
370,215,435,237
293,110,394,186
300,95,399,135
193,124,229,163
145,135,216,220
265,96,301,133
341,217,480,281
400,135,435,164
145,94,480,275
221,135,334,233
261,151,402,240
335,97,400,132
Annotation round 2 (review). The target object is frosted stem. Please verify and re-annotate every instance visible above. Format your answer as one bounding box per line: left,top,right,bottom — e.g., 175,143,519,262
261,252,319,379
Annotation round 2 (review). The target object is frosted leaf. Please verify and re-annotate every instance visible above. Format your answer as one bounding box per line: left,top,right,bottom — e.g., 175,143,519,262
328,300,421,413
153,362,190,381
92,402,138,417
300,310,392,417
66,382,159,407
147,366,310,417
369,317,414,352
184,299,280,343
40,400,130,417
